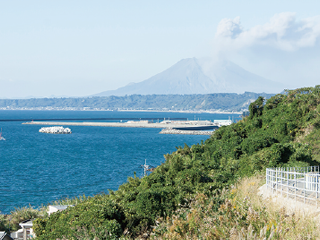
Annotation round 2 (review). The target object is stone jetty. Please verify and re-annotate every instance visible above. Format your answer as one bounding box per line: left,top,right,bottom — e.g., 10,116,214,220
23,120,220,129
159,129,213,135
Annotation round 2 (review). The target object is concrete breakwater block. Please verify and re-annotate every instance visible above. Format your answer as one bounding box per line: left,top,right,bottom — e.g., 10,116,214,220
39,126,72,134
159,129,212,135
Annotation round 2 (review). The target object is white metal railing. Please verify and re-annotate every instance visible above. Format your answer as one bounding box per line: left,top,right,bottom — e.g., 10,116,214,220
266,166,320,207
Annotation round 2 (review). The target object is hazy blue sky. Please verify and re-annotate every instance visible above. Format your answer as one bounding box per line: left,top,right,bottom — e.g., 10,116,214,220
1,0,320,98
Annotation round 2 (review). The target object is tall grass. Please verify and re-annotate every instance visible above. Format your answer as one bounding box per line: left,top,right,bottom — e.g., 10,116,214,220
151,175,320,239
50,194,89,206
0,205,45,232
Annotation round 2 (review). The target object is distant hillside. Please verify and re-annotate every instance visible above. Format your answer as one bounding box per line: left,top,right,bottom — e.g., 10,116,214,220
95,58,283,96
0,92,276,112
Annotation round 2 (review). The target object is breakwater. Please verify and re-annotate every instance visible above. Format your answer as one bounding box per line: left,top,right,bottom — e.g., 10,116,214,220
159,129,213,135
23,121,217,129
1,117,187,122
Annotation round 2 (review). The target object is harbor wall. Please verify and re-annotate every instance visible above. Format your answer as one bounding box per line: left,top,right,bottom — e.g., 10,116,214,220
159,129,213,135
23,121,220,129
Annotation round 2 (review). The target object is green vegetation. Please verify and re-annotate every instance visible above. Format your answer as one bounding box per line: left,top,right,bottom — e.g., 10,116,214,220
152,175,320,239
3,87,320,239
0,92,274,112
0,206,44,232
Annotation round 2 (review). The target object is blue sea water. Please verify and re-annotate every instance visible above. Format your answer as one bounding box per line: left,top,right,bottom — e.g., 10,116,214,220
0,110,240,214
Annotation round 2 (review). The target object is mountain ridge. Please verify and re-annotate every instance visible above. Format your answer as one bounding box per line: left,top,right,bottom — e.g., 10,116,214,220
0,92,275,112
95,58,283,96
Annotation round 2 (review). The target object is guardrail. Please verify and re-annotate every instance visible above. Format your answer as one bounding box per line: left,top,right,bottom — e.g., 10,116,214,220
266,166,320,207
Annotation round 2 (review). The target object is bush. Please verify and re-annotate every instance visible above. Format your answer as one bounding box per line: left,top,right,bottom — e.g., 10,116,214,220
35,197,125,239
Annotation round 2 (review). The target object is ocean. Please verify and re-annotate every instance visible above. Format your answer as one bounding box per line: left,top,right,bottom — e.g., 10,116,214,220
0,110,240,214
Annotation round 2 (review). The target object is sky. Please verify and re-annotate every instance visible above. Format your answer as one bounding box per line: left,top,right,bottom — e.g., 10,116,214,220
1,0,320,98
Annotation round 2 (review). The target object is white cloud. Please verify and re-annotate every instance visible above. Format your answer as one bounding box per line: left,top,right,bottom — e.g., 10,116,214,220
215,13,320,52
216,16,243,39
211,13,320,90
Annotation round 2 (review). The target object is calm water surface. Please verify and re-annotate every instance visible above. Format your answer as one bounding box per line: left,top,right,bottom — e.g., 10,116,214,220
0,110,239,213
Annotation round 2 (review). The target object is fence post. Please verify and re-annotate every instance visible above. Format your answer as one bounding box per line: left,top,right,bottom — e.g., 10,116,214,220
287,168,289,199
295,170,297,202
281,168,283,196
276,168,278,194
316,175,318,208
304,167,306,204
266,169,268,190
273,169,275,194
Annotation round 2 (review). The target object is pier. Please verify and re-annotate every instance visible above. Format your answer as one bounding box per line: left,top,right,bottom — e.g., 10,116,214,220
0,117,187,122
23,119,232,135
23,121,216,129
159,129,213,135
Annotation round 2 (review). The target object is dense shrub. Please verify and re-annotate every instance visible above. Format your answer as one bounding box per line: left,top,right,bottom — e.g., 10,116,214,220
34,196,124,239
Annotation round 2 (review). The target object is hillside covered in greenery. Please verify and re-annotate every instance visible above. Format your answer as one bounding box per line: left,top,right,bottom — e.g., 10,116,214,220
2,87,320,239
0,92,274,112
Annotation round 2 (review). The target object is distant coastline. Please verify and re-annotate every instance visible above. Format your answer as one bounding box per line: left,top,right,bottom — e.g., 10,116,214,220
117,109,242,114
0,92,274,114
0,107,243,114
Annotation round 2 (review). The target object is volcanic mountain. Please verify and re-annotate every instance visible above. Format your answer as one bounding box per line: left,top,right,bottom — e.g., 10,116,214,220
95,58,282,96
